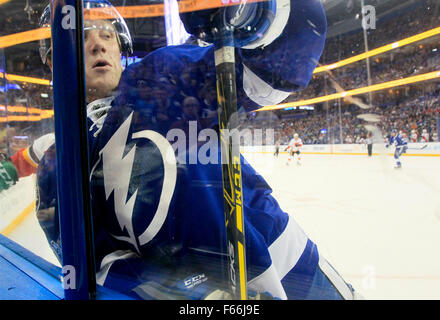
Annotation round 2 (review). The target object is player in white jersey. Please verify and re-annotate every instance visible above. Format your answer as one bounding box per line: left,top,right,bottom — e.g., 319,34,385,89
11,133,55,177
420,129,429,142
286,133,303,165
410,129,418,143
399,130,407,140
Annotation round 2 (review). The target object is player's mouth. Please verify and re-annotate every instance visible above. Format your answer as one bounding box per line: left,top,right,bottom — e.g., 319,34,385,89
92,59,112,70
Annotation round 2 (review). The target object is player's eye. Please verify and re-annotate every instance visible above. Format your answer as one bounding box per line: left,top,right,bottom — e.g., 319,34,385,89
101,30,112,39
100,26,116,40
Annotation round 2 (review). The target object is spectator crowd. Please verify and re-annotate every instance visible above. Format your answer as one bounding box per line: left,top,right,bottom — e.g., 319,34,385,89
240,0,440,145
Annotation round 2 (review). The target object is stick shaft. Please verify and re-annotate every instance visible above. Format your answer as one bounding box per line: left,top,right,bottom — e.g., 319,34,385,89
214,43,248,300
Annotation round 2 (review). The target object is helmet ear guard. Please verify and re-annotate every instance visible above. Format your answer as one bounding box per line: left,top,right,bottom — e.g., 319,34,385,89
179,0,286,48
111,20,133,55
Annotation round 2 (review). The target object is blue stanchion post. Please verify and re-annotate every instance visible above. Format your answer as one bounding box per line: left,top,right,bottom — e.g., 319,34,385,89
51,0,96,299
437,117,440,142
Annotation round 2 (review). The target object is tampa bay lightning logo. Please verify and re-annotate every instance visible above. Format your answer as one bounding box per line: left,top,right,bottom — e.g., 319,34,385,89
99,112,177,253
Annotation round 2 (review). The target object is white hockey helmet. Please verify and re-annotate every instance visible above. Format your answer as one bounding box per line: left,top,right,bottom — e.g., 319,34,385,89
39,0,133,65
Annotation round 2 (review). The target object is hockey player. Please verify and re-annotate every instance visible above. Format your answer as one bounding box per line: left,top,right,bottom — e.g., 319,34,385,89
410,129,418,143
420,129,430,143
10,133,55,177
35,0,361,300
285,133,303,165
0,153,18,192
399,130,405,137
386,129,408,169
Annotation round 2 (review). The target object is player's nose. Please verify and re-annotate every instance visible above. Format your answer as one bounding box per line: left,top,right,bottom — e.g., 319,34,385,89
86,31,107,55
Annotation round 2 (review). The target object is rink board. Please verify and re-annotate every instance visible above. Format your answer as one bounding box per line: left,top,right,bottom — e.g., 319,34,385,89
242,142,440,157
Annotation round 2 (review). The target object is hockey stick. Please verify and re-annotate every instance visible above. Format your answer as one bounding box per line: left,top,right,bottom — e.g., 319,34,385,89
213,28,248,300
406,144,428,150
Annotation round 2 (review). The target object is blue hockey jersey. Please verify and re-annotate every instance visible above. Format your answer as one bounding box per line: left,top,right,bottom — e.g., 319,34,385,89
36,0,357,300
389,133,408,149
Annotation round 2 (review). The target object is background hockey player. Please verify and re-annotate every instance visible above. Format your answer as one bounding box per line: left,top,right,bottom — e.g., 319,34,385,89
10,133,55,178
410,129,418,143
386,129,408,169
0,152,18,192
285,133,303,165
35,0,362,300
420,129,430,143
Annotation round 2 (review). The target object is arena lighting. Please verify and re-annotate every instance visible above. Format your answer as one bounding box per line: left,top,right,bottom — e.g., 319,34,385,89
0,73,51,86
86,0,267,20
257,70,440,112
0,27,50,49
0,114,53,122
0,105,54,117
314,26,440,74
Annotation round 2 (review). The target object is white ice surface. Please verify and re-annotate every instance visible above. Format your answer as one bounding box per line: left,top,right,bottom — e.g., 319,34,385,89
243,150,440,300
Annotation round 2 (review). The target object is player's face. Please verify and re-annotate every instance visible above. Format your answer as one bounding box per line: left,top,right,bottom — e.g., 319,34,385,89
84,20,123,102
